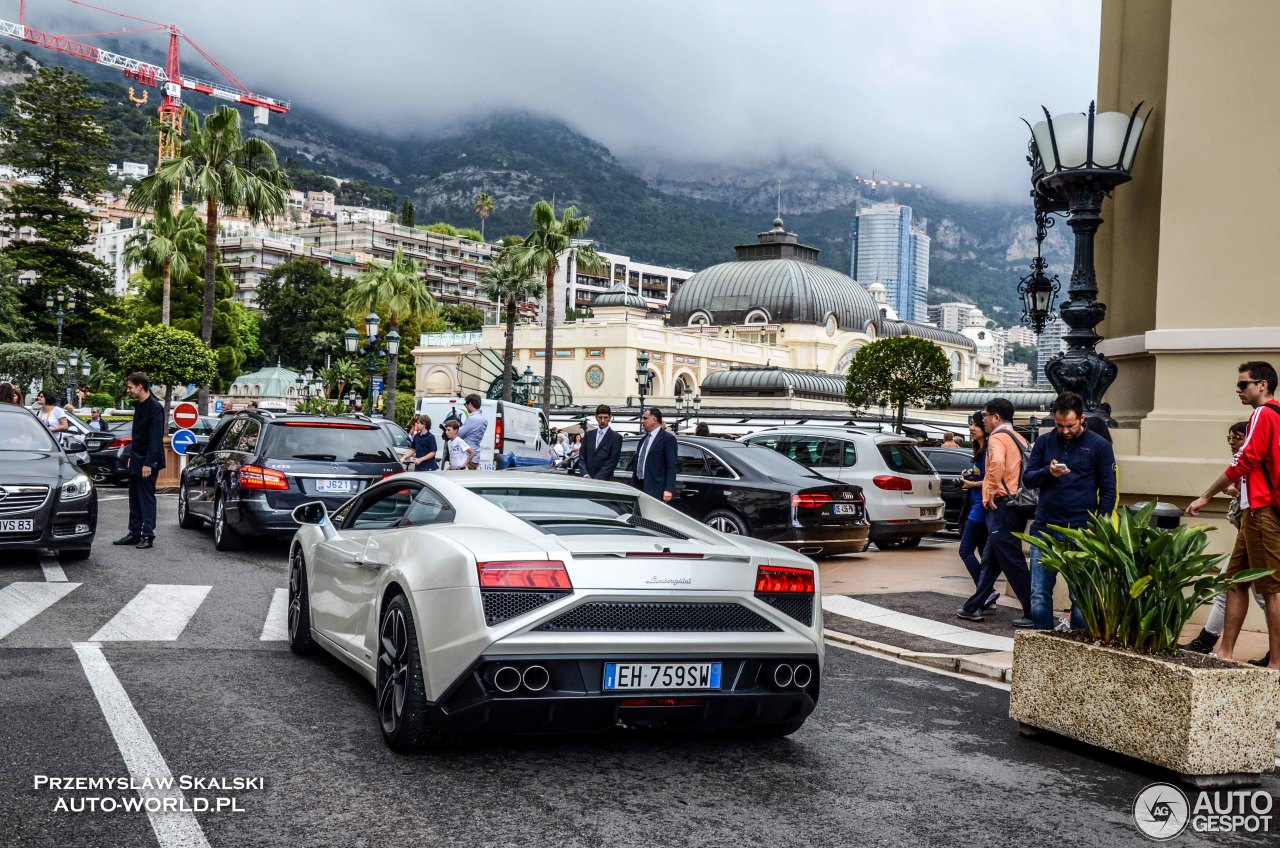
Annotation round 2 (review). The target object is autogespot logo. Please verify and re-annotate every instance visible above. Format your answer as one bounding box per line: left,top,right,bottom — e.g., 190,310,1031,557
1134,783,1190,840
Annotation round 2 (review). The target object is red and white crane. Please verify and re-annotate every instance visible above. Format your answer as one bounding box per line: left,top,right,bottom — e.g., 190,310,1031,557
0,0,290,164
854,171,928,194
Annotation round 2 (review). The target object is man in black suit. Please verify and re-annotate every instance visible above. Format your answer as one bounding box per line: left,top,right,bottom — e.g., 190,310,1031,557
631,407,678,502
579,404,623,481
114,372,166,550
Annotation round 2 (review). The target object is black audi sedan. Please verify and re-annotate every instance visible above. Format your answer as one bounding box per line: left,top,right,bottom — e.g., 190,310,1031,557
612,435,870,557
178,410,403,550
0,404,98,561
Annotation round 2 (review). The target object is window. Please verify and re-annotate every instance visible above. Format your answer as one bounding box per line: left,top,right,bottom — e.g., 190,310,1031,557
676,444,708,476
206,418,242,452
925,450,971,474
587,349,603,357
705,453,734,479
265,424,397,463
401,487,454,526
878,443,934,475
784,436,843,468
349,485,418,530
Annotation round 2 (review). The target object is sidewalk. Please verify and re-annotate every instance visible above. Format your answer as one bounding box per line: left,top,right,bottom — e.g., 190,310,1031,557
818,537,1273,683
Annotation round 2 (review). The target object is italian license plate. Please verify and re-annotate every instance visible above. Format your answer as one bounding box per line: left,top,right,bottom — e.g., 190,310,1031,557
603,662,722,691
920,507,940,518
833,504,858,515
315,479,353,494
0,519,35,533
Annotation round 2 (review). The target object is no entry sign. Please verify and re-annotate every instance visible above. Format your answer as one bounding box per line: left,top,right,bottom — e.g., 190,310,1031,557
172,402,199,429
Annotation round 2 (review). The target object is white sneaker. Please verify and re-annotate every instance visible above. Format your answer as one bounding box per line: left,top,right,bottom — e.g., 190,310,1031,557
1053,617,1071,631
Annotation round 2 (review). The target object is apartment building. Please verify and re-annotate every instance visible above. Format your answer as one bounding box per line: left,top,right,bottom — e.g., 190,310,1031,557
553,243,692,324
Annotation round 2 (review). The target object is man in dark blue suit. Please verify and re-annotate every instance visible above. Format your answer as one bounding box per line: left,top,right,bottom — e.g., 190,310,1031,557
579,404,623,481
114,372,166,550
631,407,678,502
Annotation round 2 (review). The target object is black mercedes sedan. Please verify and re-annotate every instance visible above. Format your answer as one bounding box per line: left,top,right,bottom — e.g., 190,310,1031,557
613,435,870,557
0,404,98,561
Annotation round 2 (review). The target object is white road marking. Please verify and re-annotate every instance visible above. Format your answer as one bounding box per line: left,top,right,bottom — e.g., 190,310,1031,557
822,595,1016,652
0,581,80,639
73,643,212,848
38,555,67,582
90,585,212,642
98,495,129,501
825,637,1012,692
259,588,288,641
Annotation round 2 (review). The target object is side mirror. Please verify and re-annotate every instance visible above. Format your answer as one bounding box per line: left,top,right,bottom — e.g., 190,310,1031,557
292,501,329,526
64,437,87,453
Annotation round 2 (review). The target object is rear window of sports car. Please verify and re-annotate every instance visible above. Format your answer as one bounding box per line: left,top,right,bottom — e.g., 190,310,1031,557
466,487,639,518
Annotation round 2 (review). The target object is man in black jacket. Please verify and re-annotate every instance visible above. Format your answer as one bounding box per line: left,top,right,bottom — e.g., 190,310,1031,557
114,372,166,550
631,407,678,502
579,404,623,481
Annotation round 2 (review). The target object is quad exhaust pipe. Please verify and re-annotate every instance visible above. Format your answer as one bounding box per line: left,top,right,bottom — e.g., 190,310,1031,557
521,665,550,692
490,665,522,694
770,662,813,690
488,664,551,694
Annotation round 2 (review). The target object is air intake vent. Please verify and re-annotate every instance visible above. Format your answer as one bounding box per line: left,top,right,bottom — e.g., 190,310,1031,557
759,594,814,626
534,602,780,633
481,590,568,626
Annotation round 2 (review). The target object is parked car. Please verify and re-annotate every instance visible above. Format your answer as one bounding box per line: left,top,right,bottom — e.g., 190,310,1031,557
919,447,974,531
168,415,221,448
0,403,97,561
95,420,138,486
603,434,869,558
177,410,402,551
287,472,824,750
739,427,945,550
54,412,106,477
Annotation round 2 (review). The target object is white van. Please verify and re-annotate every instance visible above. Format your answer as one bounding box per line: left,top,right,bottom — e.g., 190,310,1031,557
414,396,549,470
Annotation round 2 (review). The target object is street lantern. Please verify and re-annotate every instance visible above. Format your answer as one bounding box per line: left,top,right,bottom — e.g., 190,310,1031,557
636,351,651,410
56,360,66,377
80,360,90,378
45,288,75,348
343,328,360,354
304,365,314,384
365,312,380,340
1025,101,1148,424
67,350,79,369
520,365,536,406
385,328,401,357
693,394,701,420
343,312,393,415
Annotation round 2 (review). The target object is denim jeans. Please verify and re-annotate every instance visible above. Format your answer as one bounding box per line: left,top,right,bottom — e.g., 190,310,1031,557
958,513,988,590
1029,535,1083,630
961,500,1031,616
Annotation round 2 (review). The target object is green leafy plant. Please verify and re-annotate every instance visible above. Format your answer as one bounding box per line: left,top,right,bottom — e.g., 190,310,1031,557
84,392,115,409
1018,502,1274,654
294,396,346,416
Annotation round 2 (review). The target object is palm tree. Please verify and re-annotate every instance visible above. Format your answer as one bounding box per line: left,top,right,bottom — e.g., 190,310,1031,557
474,192,495,242
312,331,340,371
129,104,289,412
479,253,542,402
508,201,605,418
121,206,204,326
322,357,363,400
344,248,436,419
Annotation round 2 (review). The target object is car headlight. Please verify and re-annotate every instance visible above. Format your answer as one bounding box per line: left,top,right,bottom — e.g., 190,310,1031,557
60,473,93,501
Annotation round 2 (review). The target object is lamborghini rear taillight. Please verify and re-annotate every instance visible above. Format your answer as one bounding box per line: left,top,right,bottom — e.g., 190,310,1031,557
754,565,815,594
477,560,572,590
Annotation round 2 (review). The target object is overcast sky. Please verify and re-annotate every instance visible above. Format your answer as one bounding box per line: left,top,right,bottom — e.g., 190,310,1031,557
22,0,1101,201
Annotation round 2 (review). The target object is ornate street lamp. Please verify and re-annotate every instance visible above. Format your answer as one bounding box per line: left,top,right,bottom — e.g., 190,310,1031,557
1017,209,1061,334
635,351,651,411
45,288,76,348
693,394,702,425
520,365,537,406
64,350,82,406
343,313,397,415
1026,101,1147,424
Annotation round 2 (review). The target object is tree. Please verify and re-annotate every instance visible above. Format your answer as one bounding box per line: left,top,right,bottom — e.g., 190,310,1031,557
479,256,542,401
474,192,495,241
845,336,953,433
117,324,217,422
128,104,288,413
441,303,485,332
508,201,605,418
312,331,341,371
122,206,203,326
321,357,363,400
0,67,116,360
1007,342,1038,370
399,197,416,227
254,259,351,370
0,254,32,344
0,342,60,392
344,248,436,419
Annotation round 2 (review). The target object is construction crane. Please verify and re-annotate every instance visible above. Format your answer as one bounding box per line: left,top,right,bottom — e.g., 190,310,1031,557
854,171,929,195
0,0,290,166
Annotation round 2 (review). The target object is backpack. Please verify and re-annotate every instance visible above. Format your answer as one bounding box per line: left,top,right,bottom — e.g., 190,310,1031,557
993,430,1039,519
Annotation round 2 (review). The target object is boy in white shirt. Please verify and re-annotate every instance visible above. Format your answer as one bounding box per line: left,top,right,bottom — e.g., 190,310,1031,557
444,420,475,470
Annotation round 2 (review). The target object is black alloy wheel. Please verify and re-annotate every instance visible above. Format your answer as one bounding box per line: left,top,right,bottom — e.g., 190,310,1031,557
177,485,201,530
376,594,441,751
287,549,317,655
213,493,243,551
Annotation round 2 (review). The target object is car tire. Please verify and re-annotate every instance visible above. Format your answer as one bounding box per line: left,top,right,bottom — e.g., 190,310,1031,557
897,537,922,549
213,493,244,551
874,538,909,550
377,593,453,752
177,486,202,530
705,509,749,536
57,548,92,562
287,548,317,655
89,470,109,484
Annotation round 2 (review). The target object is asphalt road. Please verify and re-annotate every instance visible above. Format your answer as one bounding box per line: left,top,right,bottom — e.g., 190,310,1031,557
0,495,1276,848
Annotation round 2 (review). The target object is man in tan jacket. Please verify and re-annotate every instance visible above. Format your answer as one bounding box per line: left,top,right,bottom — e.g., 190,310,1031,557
957,397,1034,626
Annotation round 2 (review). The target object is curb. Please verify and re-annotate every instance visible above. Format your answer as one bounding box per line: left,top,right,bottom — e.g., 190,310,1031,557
823,628,1013,683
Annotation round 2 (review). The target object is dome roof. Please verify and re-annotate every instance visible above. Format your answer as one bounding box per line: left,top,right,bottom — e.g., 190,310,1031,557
669,258,882,330
700,366,845,401
593,281,647,310
882,319,977,350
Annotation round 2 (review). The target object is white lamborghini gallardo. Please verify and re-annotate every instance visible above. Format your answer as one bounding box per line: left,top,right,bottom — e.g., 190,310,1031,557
287,472,824,751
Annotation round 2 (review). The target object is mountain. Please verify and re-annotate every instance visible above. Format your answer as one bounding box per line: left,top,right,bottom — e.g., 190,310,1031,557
0,43,1069,327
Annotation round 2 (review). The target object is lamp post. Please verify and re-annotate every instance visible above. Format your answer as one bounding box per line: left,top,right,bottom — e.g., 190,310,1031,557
635,351,651,412
63,350,82,406
45,289,76,348
344,389,359,412
693,393,701,426
343,312,400,416
1026,101,1147,424
519,365,537,406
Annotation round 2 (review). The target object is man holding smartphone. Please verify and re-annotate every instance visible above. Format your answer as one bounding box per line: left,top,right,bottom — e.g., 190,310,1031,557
1022,391,1117,630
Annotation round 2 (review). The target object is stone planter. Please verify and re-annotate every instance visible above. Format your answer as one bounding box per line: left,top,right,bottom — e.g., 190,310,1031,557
1009,630,1279,787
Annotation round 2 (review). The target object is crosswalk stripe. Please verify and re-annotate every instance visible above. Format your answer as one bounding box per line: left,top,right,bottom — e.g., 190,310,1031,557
89,585,212,642
260,588,288,641
0,582,80,640
822,594,1016,652
39,555,67,583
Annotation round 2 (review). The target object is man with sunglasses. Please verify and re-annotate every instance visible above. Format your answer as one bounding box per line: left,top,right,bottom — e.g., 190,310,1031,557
1188,361,1280,670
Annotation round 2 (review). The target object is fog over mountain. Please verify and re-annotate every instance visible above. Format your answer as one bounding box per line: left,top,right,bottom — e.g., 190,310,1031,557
13,0,1101,202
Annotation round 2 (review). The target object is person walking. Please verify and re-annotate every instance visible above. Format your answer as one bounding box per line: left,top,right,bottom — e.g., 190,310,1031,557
457,393,487,470
401,414,438,472
1182,421,1269,657
956,398,1034,626
114,372,165,550
631,407,677,503
957,411,999,608
1188,361,1280,669
1022,392,1118,631
579,404,622,481
35,390,70,444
